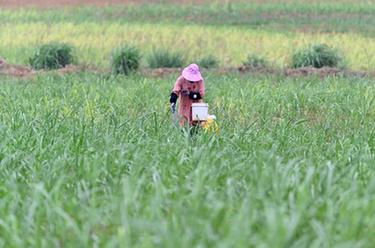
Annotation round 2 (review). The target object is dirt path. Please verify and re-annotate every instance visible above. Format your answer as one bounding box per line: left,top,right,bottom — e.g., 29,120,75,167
1,58,372,79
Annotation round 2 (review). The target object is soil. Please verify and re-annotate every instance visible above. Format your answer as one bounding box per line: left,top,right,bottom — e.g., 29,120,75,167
0,58,35,77
284,66,370,78
0,58,372,79
284,66,342,77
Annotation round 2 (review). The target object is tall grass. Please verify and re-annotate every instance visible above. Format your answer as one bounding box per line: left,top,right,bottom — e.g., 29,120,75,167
0,73,375,246
147,49,184,68
0,22,374,70
291,43,344,68
110,45,141,75
29,42,76,70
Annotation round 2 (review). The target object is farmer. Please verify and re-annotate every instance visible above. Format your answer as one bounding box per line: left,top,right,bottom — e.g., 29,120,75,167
170,63,205,127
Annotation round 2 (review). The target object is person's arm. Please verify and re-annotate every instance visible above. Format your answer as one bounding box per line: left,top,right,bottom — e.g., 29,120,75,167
170,77,182,104
170,92,178,104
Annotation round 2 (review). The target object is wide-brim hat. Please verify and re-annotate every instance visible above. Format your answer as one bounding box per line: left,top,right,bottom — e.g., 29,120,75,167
182,63,202,82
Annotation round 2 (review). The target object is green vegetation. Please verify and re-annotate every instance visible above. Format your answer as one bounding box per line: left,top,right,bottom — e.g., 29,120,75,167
110,45,141,75
242,54,269,69
1,2,375,36
147,49,184,68
0,73,375,246
197,55,219,69
1,1,375,247
2,22,373,70
0,1,374,69
291,43,344,68
29,42,75,70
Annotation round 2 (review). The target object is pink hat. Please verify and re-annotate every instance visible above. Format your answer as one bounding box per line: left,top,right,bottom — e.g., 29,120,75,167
182,63,202,82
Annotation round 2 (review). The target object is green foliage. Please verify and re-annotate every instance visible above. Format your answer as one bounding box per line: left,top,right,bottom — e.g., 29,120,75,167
242,54,269,68
29,42,75,70
2,2,374,37
1,73,375,246
197,55,219,69
292,43,344,68
110,45,141,75
147,49,184,68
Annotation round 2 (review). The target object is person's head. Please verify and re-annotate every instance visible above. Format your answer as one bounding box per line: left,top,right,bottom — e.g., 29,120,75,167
182,63,202,83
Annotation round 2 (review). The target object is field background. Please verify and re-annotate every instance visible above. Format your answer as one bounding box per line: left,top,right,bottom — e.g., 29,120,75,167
1,1,375,248
1,0,375,70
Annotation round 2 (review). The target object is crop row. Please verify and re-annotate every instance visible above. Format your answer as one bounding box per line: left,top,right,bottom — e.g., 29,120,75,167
1,23,374,71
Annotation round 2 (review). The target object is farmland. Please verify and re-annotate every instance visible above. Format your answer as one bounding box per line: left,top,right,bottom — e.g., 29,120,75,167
1,1,375,69
1,1,375,247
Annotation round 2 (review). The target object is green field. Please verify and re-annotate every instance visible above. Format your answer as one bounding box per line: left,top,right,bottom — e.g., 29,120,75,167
1,73,375,247
1,1,375,247
1,1,375,70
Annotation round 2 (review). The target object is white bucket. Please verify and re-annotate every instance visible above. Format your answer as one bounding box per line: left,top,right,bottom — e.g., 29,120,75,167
192,103,208,121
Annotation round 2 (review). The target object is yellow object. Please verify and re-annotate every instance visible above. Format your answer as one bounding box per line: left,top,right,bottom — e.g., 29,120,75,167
202,116,220,134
